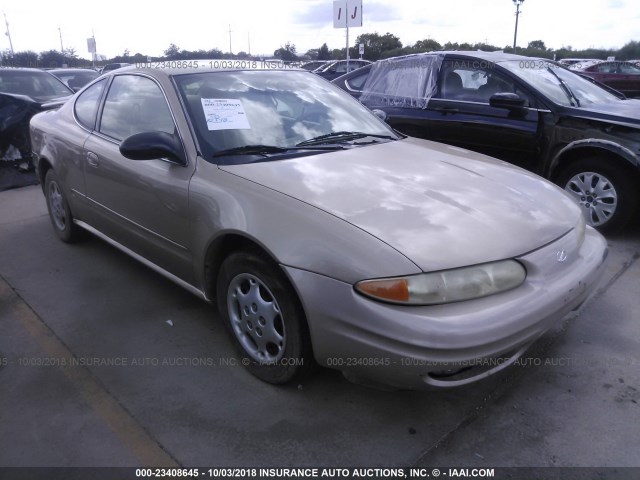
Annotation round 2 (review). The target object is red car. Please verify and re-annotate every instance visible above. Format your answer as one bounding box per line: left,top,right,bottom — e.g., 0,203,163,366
576,60,640,98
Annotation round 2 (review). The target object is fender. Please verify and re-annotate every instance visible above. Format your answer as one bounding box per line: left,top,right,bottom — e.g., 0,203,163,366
548,138,640,178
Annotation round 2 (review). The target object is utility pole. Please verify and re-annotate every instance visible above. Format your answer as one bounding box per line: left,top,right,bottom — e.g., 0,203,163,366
58,27,64,52
228,24,232,55
3,12,14,55
512,0,525,52
248,32,250,56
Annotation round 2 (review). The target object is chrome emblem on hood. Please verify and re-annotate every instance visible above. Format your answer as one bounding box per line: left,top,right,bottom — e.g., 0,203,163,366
556,250,568,263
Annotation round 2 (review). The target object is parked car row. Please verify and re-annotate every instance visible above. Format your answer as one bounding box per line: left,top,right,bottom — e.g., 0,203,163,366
312,59,371,80
28,62,608,390
332,51,640,232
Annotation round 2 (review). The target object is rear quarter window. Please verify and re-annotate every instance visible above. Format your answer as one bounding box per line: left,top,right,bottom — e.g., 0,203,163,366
74,79,107,130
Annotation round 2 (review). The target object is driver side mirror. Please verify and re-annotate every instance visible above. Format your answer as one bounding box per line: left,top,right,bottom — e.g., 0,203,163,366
489,92,527,110
119,131,186,165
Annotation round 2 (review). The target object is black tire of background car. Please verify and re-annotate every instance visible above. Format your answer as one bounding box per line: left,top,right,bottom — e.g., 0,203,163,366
44,169,85,243
216,250,314,384
557,157,639,233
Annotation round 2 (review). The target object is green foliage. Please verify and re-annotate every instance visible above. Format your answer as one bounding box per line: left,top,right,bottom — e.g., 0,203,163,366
354,32,402,61
414,39,442,52
527,40,547,50
274,42,298,61
318,43,331,60
2,34,639,69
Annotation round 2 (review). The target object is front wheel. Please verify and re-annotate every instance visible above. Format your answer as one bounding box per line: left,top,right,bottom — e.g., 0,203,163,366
557,158,639,233
216,251,313,384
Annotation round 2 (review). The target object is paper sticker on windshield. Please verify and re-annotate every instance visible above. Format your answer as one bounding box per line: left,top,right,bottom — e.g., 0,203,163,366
201,98,251,130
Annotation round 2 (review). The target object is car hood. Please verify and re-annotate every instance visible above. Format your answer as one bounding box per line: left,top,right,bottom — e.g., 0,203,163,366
567,99,640,127
0,91,70,108
220,138,580,272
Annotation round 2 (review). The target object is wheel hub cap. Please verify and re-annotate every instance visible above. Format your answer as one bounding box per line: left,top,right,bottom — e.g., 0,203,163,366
227,273,285,363
48,182,67,230
565,171,617,227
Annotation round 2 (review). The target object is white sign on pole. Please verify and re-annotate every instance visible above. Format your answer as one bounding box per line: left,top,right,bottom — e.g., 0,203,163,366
333,0,363,28
359,43,364,55
87,37,96,53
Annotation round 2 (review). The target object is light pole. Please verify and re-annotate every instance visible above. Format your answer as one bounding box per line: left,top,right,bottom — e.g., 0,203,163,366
512,0,525,52
3,12,14,56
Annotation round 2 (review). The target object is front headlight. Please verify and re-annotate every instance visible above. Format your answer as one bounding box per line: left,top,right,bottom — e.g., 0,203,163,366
355,260,526,305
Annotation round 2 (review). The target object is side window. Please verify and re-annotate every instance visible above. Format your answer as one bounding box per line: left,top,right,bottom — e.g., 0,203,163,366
99,75,175,141
438,60,533,106
346,70,369,91
334,63,349,74
74,79,107,130
620,63,640,74
594,62,616,73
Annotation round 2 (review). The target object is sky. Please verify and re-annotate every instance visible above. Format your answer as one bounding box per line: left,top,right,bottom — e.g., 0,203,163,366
1,0,638,60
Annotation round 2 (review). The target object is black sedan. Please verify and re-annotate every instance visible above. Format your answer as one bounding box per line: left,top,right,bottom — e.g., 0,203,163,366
332,51,640,232
0,68,73,164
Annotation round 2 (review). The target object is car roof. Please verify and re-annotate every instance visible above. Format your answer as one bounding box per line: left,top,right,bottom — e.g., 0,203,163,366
0,67,52,73
49,68,98,73
382,50,545,64
107,63,306,78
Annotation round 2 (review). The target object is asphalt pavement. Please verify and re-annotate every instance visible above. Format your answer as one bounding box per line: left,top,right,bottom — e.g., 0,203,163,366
1,185,639,478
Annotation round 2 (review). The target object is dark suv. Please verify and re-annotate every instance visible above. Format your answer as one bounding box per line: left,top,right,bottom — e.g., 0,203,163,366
333,52,640,232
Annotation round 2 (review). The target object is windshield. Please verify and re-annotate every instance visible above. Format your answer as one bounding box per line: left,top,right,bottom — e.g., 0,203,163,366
174,70,398,162
0,70,73,102
501,60,621,107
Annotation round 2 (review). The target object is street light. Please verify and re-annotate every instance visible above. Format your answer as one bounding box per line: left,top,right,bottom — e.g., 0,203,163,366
512,0,525,52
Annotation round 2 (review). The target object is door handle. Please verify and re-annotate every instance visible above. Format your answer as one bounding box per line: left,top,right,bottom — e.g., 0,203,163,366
86,152,99,167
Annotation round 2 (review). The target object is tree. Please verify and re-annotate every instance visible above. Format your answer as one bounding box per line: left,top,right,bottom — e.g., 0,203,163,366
355,32,402,61
528,40,547,51
318,43,331,60
330,48,344,60
274,42,298,61
164,43,181,59
414,38,442,52
40,49,67,68
619,40,640,60
7,50,39,68
304,48,319,60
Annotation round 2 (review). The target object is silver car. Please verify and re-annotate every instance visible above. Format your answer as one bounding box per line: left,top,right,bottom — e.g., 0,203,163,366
30,65,608,389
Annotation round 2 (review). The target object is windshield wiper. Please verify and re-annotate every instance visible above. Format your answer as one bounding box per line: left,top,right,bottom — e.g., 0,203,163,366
296,131,397,147
212,144,345,158
547,67,581,107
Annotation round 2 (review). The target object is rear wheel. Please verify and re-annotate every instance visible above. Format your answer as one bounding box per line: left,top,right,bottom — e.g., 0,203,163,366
557,158,639,233
217,251,313,384
44,169,84,242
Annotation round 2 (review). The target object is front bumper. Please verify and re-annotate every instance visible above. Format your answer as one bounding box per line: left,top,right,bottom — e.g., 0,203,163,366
284,226,608,389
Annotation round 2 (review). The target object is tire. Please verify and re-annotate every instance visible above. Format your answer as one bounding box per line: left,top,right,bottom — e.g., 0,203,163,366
216,251,313,384
44,169,84,243
557,158,639,233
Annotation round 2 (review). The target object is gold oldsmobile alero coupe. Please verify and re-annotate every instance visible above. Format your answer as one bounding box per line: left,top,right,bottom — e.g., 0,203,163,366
29,62,607,389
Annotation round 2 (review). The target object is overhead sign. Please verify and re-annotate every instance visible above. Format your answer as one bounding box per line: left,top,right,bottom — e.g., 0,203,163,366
333,0,363,28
